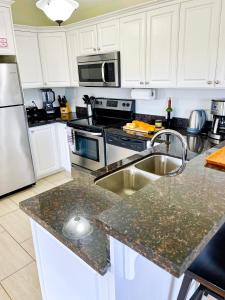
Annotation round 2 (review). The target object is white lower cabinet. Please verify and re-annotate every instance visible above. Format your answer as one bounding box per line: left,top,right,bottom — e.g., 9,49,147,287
110,237,197,300
31,221,115,300
29,124,61,179
29,123,71,179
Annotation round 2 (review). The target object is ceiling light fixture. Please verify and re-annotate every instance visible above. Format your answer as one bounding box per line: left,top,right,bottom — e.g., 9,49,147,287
36,0,79,26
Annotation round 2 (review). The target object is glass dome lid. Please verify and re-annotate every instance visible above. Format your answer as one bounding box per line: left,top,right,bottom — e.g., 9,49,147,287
62,214,93,240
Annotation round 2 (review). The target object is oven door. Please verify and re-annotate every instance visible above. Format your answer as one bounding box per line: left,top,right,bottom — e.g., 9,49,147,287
78,60,120,87
69,129,106,171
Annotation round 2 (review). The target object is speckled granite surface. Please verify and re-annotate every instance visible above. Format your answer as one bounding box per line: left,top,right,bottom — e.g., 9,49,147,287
96,141,225,277
20,133,225,277
20,171,121,275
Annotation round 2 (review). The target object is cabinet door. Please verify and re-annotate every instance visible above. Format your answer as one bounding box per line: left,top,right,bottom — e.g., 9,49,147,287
15,31,43,88
66,30,79,86
97,20,120,53
215,1,225,88
0,6,15,55
177,0,221,88
120,13,146,88
29,125,60,179
146,5,179,88
38,32,70,87
78,25,98,55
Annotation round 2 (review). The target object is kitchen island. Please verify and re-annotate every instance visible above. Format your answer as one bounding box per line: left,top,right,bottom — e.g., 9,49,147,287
20,136,225,300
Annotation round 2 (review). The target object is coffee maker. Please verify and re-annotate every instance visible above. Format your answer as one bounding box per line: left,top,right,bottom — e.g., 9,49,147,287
208,99,225,141
41,88,55,115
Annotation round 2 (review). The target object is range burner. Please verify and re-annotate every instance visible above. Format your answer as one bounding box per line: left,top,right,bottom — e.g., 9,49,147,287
67,98,135,133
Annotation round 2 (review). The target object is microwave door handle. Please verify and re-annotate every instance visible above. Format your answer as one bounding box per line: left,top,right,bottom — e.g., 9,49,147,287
101,62,107,83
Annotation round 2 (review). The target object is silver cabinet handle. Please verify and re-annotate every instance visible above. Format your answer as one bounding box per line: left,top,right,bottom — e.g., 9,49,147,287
207,80,213,85
93,48,97,51
215,80,220,85
145,82,149,85
140,81,144,85
97,48,101,51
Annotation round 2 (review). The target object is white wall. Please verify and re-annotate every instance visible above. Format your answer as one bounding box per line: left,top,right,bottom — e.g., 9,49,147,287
23,87,225,120
23,88,66,109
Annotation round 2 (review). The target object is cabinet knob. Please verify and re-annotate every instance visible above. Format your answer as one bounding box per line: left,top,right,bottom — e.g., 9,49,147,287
215,80,220,85
207,80,213,85
97,48,100,51
93,48,97,51
140,81,144,85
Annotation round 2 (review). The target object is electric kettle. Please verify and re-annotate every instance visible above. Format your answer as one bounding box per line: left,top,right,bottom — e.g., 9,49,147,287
187,110,206,134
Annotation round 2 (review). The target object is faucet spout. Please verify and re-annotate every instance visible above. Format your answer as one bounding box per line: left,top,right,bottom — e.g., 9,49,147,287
150,129,188,176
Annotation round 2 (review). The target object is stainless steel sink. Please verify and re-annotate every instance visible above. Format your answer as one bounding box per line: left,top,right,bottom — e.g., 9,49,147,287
95,167,158,197
95,154,183,197
135,154,182,176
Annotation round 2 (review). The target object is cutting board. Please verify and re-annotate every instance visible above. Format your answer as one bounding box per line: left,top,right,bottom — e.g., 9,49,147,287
123,125,164,134
206,146,225,169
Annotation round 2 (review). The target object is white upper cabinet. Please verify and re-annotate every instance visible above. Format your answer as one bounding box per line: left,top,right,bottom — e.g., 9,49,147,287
78,25,98,55
120,13,146,88
146,5,179,88
15,31,43,88
97,20,119,53
177,0,221,88
78,20,119,56
215,1,225,88
0,6,15,55
66,30,79,86
38,32,70,87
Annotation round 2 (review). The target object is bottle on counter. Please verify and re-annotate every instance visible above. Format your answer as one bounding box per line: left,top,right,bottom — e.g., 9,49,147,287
166,97,173,129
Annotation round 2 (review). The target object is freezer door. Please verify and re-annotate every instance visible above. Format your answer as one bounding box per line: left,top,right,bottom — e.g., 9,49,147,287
0,106,35,197
0,63,23,107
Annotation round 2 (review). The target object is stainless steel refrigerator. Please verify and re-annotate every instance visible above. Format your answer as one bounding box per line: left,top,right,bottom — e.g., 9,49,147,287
0,63,35,197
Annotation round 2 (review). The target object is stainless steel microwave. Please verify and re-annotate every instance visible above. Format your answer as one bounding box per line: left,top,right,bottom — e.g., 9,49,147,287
77,51,120,87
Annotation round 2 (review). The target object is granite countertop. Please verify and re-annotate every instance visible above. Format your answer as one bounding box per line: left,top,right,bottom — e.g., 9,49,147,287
20,171,121,275
20,133,225,277
28,112,79,128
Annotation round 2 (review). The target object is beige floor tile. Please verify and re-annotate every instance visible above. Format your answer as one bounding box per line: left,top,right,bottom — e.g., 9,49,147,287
21,238,35,259
0,225,4,233
32,179,55,194
0,198,18,217
10,189,37,206
45,171,72,184
0,231,33,280
2,262,42,300
0,285,10,300
0,210,32,243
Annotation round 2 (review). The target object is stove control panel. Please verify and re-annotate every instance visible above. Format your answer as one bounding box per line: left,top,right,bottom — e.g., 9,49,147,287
94,98,134,112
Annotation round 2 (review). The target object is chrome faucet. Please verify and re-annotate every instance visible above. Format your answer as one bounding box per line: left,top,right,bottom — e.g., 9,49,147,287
150,129,188,176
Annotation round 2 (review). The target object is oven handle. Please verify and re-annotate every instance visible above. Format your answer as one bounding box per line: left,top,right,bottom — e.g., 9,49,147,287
72,128,103,137
101,62,107,83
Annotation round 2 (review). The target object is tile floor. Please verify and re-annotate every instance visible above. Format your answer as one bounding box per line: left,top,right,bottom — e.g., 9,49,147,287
0,171,216,300
0,171,72,300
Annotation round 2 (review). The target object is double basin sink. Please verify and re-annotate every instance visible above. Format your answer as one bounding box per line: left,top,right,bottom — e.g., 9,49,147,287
95,154,182,197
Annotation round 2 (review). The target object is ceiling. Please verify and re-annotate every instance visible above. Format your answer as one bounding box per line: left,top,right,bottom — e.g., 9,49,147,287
12,0,151,26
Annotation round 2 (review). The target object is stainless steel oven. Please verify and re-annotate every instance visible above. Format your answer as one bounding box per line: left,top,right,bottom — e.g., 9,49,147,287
69,128,106,171
77,52,120,87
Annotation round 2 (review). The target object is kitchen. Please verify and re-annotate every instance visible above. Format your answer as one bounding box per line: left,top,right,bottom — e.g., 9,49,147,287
0,0,225,299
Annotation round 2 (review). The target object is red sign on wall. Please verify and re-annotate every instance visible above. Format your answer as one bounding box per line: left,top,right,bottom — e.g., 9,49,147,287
0,38,8,48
